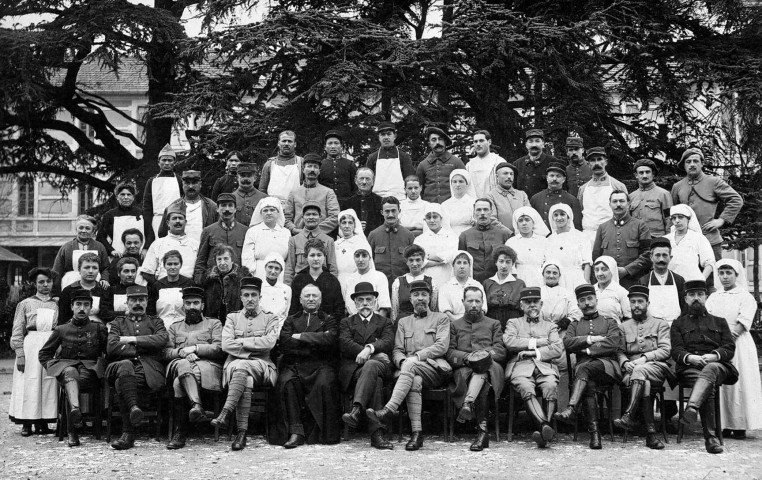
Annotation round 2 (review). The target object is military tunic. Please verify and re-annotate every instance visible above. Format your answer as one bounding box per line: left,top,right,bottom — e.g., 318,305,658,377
164,317,224,391
617,315,673,394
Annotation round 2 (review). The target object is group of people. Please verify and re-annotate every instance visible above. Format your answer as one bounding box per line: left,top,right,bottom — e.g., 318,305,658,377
8,123,760,456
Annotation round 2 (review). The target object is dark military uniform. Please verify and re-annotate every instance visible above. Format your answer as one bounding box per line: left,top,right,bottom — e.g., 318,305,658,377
39,318,108,386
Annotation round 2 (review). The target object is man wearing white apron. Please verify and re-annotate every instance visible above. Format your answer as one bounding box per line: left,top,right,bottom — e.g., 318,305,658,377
97,181,144,259
467,130,505,199
578,147,627,247
260,130,303,208
142,143,183,249
140,203,200,285
366,122,414,202
637,236,687,426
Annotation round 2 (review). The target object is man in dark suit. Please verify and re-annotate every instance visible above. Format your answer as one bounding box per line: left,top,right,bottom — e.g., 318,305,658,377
339,282,395,449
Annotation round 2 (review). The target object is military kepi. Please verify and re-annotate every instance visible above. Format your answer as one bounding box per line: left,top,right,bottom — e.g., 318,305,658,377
240,276,263,292
181,170,201,180
182,286,205,299
519,287,542,301
574,283,596,299
125,285,148,297
216,192,236,204
71,288,93,303
685,279,707,293
627,285,650,299
525,129,544,140
237,163,256,173
409,280,431,294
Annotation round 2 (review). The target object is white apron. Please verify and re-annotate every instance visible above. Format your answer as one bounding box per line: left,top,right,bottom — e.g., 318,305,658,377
269,160,301,207
184,201,204,244
260,284,289,333
647,273,682,401
151,176,181,236
157,287,184,329
89,295,102,323
372,148,406,201
113,294,128,315
581,181,614,246
9,308,58,421
61,249,98,289
111,215,144,253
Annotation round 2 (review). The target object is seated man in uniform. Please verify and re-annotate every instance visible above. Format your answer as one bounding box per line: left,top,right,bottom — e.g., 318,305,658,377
447,286,507,451
367,280,450,451
39,289,108,447
339,282,395,449
670,279,737,454
211,277,279,451
504,287,563,448
554,284,622,450
106,285,169,450
163,286,224,450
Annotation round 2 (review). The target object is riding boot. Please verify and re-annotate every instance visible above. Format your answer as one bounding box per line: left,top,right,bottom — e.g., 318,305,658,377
682,377,714,426
179,375,207,423
64,379,83,428
584,395,601,449
614,380,644,431
642,397,664,450
554,378,587,424
700,398,723,454
167,401,188,450
525,396,552,447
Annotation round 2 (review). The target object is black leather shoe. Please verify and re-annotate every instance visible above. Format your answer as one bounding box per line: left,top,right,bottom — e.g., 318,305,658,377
681,407,698,425
284,433,305,449
34,422,52,435
189,404,208,424
210,409,231,429
470,430,489,451
733,430,746,439
588,422,602,450
370,430,394,450
70,408,83,428
20,424,32,437
541,423,555,443
366,407,395,426
166,432,187,450
646,433,665,450
705,436,723,454
111,433,136,450
129,406,144,426
405,431,424,451
231,431,247,451
457,402,475,423
531,430,547,448
614,413,638,431
67,431,80,447
342,405,363,430
554,406,577,425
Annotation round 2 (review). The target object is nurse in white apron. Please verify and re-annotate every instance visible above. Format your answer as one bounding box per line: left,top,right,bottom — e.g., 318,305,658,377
150,144,182,236
243,197,290,282
259,252,292,334
9,267,59,435
268,157,302,208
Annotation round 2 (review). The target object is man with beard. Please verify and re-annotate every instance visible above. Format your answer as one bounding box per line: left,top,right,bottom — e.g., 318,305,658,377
284,153,340,235
58,253,109,325
193,193,248,285
670,279,737,454
629,159,673,238
106,285,169,450
270,284,341,448
367,196,415,287
231,163,267,226
554,284,622,450
212,277,279,450
416,127,465,203
486,162,530,229
367,280,450,451
670,148,743,260
514,129,564,200
345,167,385,234
578,147,627,245
565,137,591,197
101,257,141,323
530,162,583,231
365,122,414,201
284,201,339,284
98,181,145,259
467,130,506,199
458,198,513,282
163,286,224,450
108,229,145,286
140,204,200,285
339,282,395,449
260,130,304,206
614,285,671,450
211,151,241,200
39,289,108,447
504,287,563,448
320,130,358,209
52,215,110,293
159,170,218,244
447,287,507,451
592,190,652,288
143,143,183,246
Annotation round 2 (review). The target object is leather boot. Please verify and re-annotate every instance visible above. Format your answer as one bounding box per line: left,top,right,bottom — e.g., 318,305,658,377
470,428,490,451
525,396,552,447
189,403,208,424
554,378,587,424
682,377,714,425
34,422,52,435
179,375,207,423
342,404,363,430
64,380,83,428
231,430,247,451
284,433,305,449
584,395,601,449
129,406,144,426
110,433,136,450
167,402,188,450
20,423,32,437
370,429,394,450
614,380,645,431
405,431,424,451
642,397,664,449
210,408,232,429
457,401,475,423
366,407,396,426
67,430,80,447
700,399,723,454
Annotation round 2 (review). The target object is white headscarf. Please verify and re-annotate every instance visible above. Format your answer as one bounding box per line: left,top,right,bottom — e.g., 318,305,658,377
449,169,477,199
541,259,563,286
337,209,367,241
421,203,453,235
451,250,475,278
713,258,748,292
512,206,551,238
593,255,620,287
669,204,701,233
263,252,286,277
249,196,285,227
548,203,579,234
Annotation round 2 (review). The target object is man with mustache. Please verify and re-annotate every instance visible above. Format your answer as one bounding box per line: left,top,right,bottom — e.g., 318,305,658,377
514,129,564,200
106,285,169,450
638,237,687,324
530,162,583,231
52,214,110,294
670,279,737,454
101,257,141,323
140,203,200,285
231,162,267,226
345,167,385,234
260,131,304,206
448,287,507,451
164,286,224,450
339,282,395,449
458,198,512,282
415,127,465,203
467,130,506,199
504,287,562,448
554,284,622,450
486,162,530,229
365,122,414,201
143,143,183,247
158,170,218,244
629,159,673,238
367,196,415,287
565,137,591,197
592,190,652,288
39,289,108,447
211,151,241,200
284,201,339,284
284,153,340,235
319,130,358,209
107,229,146,286
98,181,145,261
578,147,627,246
614,285,672,450
193,193,248,285
670,148,743,260
367,280,450,451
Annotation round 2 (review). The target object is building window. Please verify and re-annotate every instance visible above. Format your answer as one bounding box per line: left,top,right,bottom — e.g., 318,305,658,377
17,178,34,216
78,184,93,214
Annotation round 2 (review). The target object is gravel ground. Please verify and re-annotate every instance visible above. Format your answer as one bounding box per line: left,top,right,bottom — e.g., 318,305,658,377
2,361,761,480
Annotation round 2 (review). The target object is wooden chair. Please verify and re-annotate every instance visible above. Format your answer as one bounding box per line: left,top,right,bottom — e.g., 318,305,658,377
676,382,722,445
620,382,669,444
505,386,556,442
167,389,224,442
397,387,452,442
566,350,615,442
106,383,166,442
56,380,103,441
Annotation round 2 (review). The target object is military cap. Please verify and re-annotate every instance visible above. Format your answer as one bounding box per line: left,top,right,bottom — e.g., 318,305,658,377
546,162,567,176
323,130,344,143
525,129,544,140
627,285,650,299
182,286,205,299
125,285,149,298
165,202,186,218
566,137,584,148
574,283,597,299
426,126,451,145
519,287,542,301
302,200,322,214
216,192,236,205
303,153,323,166
685,280,707,293
237,163,257,174
181,170,202,180
650,237,671,251
70,288,93,303
377,121,396,134
585,147,607,159
240,276,263,291
409,280,431,294
495,162,518,175
634,158,659,175
158,143,176,159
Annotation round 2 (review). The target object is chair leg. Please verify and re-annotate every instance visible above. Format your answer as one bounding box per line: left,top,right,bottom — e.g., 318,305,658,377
677,385,684,444
443,391,450,442
94,386,103,440
506,388,514,442
264,390,270,443
658,391,668,444
168,396,175,441
606,391,614,442
57,387,67,442
494,391,500,443
621,389,628,444
214,393,221,442
106,386,113,443
715,385,723,446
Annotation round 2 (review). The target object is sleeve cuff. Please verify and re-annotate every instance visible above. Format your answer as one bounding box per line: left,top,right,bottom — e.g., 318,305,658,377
366,344,375,354
528,338,537,350
534,348,542,361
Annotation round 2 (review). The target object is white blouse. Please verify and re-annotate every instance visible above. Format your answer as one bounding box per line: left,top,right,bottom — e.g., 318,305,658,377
442,194,476,236
507,234,548,288
414,229,459,289
665,230,715,281
241,223,291,281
